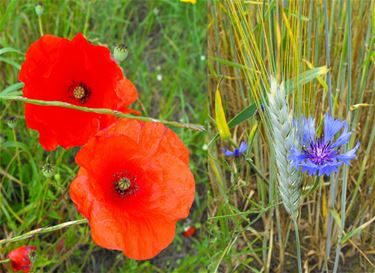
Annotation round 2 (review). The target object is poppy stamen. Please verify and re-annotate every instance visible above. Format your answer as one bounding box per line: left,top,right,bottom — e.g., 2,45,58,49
68,82,90,104
73,86,86,99
116,177,131,192
113,172,138,197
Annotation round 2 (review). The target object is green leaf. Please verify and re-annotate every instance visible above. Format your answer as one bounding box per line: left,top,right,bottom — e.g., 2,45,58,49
228,103,257,128
0,47,23,56
211,56,260,73
0,82,24,95
285,66,329,92
341,215,375,244
0,56,21,70
330,209,342,230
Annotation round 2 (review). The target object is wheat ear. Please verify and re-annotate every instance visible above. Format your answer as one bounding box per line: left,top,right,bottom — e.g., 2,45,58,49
266,77,301,219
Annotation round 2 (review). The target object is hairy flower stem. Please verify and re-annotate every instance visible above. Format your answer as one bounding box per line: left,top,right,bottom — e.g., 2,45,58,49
37,16,44,36
0,95,205,132
0,219,87,245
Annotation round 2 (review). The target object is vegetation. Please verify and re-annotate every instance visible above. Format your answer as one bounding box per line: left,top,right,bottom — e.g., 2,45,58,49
0,0,207,272
208,0,374,272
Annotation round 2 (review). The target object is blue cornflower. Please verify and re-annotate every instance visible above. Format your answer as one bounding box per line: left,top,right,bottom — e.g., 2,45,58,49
289,113,360,176
223,141,247,157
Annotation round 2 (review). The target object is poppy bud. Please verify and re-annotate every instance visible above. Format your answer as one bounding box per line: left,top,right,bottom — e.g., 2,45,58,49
153,8,159,15
6,116,17,129
113,45,128,62
182,225,197,238
42,163,55,178
35,3,44,16
7,246,36,273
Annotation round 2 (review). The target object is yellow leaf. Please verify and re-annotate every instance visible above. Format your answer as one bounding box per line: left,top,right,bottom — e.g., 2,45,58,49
180,0,197,4
350,103,373,111
215,82,231,140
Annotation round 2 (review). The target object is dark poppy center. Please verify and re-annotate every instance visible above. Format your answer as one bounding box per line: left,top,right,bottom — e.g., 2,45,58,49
68,82,90,104
113,171,138,197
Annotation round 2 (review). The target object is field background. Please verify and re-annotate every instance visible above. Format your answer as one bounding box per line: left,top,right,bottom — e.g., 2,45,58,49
0,0,207,272
208,0,374,272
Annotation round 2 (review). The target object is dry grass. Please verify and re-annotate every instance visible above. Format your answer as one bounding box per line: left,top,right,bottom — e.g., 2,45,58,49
208,0,375,272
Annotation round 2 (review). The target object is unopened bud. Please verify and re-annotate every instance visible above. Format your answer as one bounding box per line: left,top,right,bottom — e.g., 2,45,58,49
42,163,55,178
113,45,128,62
6,116,17,129
35,3,44,16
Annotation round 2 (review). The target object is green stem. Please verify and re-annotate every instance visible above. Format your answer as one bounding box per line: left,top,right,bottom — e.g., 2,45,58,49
293,218,303,273
245,157,269,184
0,95,205,132
12,129,24,208
0,258,10,264
38,16,44,36
0,219,87,245
323,0,333,114
323,1,334,269
333,1,352,272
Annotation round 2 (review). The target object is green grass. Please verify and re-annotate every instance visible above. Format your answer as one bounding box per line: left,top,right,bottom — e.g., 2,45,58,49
0,0,207,272
208,0,374,272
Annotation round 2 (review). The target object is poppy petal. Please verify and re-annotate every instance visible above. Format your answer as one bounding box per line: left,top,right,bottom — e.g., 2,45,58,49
19,33,138,150
70,119,195,260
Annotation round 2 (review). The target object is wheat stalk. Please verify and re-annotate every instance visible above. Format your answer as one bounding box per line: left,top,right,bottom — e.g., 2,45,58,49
267,77,303,273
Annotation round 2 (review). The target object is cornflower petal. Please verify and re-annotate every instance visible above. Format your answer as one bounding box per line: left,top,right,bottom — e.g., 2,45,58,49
331,129,351,148
223,149,235,157
298,161,319,176
323,113,346,143
317,161,343,176
290,113,359,177
223,141,247,157
302,117,316,143
289,147,307,163
336,142,360,164
238,141,248,153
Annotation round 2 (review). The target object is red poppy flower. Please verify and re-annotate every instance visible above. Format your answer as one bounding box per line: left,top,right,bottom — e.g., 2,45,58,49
7,246,36,272
69,119,195,260
19,33,138,151
182,225,197,238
